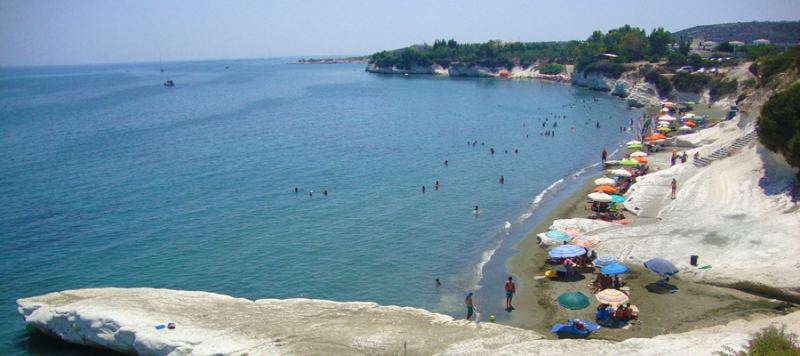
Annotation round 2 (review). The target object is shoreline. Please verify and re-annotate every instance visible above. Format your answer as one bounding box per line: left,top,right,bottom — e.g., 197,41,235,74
502,105,795,340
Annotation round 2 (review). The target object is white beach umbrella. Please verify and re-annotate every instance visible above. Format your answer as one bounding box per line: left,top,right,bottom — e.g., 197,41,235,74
678,125,693,131
630,151,648,157
588,192,612,202
682,113,696,119
658,121,671,126
660,107,669,113
659,115,677,121
594,176,616,186
610,169,632,177
626,140,641,146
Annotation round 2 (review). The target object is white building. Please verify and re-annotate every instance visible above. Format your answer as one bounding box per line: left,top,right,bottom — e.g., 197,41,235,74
753,39,771,46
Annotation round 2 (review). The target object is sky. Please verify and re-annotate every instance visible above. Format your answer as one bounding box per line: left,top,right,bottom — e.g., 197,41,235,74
1,0,798,66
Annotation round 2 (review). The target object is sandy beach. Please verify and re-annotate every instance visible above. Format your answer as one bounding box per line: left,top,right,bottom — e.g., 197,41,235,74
505,105,799,340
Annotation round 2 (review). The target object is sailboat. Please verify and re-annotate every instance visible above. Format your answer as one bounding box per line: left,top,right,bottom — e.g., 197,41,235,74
160,57,164,73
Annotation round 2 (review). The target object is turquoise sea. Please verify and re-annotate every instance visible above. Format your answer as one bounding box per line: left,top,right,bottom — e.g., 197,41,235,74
0,59,637,355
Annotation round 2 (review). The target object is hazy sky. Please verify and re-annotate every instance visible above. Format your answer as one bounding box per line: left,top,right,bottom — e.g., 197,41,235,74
1,0,798,66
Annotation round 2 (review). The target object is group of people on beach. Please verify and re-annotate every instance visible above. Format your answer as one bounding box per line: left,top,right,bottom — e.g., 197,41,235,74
463,276,516,321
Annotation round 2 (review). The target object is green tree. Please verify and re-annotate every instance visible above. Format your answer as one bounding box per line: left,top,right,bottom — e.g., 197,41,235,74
648,27,672,57
678,36,691,56
716,42,734,52
757,83,800,179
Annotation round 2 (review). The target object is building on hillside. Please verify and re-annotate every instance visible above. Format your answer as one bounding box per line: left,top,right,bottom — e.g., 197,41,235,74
753,39,771,45
700,41,718,51
729,41,745,50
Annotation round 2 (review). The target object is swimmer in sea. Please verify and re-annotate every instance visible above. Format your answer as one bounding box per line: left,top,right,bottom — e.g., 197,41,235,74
499,175,504,184
475,206,480,214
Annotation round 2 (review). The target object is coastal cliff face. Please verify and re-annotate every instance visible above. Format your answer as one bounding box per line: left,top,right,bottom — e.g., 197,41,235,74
17,287,800,356
365,63,500,77
571,70,661,107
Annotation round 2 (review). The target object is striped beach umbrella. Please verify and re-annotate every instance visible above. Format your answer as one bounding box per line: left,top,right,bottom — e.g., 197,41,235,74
592,255,617,268
544,230,571,241
596,289,629,306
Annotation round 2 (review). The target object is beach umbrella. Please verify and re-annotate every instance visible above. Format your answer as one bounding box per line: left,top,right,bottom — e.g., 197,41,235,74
678,125,692,131
593,185,618,194
657,127,671,132
560,227,582,238
588,192,612,202
660,107,669,113
558,292,591,310
572,235,600,249
658,121,670,126
644,258,679,275
687,101,696,105
684,121,697,127
659,115,677,121
632,156,648,164
600,263,629,275
644,135,662,141
596,289,629,306
626,140,641,146
544,230,571,241
610,169,632,177
592,255,618,268
626,143,643,149
629,151,648,157
548,245,587,258
594,176,616,186
682,113,696,119
610,194,625,203
619,159,640,167
655,133,668,139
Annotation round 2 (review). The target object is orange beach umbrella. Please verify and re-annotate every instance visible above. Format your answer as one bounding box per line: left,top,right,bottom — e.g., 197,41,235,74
684,121,696,127
632,156,648,163
593,184,618,194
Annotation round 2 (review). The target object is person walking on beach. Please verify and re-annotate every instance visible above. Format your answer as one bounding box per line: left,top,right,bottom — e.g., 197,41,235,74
505,277,516,310
466,292,475,320
669,178,677,199
602,149,607,163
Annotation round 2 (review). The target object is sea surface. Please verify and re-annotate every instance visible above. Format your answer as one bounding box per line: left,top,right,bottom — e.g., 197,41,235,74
0,59,637,355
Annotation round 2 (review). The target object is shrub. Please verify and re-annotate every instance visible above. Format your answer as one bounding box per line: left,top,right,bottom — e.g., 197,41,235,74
644,69,660,83
758,83,800,179
671,72,713,93
649,54,660,63
655,76,673,98
713,324,800,356
742,78,757,89
539,63,564,74
709,79,738,100
583,60,629,79
737,92,748,104
749,62,759,77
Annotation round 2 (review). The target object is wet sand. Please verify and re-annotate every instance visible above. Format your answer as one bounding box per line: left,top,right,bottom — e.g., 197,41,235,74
505,142,792,340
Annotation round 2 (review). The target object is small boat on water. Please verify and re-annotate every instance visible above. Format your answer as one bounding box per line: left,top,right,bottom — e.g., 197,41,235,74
160,57,164,73
164,78,174,87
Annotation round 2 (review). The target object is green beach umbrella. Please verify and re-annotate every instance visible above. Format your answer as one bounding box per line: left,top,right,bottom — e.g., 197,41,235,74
620,159,640,167
657,127,671,132
558,292,591,310
626,143,643,149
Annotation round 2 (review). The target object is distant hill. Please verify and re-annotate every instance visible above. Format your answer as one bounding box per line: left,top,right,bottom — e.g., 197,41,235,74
672,21,800,45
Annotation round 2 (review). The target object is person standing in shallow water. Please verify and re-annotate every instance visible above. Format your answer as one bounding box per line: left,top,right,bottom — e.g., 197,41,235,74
602,149,607,163
505,277,516,310
466,292,474,320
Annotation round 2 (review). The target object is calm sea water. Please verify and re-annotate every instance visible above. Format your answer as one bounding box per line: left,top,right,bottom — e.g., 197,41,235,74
0,59,636,355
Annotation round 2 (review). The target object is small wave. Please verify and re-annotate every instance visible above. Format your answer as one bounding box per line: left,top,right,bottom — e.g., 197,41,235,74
532,178,564,205
470,237,504,292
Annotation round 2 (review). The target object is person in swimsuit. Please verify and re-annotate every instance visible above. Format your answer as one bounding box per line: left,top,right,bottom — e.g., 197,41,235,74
670,179,677,199
505,277,516,310
466,292,474,320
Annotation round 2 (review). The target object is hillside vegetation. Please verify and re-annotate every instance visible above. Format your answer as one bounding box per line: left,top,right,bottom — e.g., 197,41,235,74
672,21,800,45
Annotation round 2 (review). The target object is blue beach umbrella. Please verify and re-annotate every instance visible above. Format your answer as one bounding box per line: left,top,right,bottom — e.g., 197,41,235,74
644,258,679,275
600,263,629,275
548,245,587,259
610,195,625,203
592,255,617,268
545,230,571,241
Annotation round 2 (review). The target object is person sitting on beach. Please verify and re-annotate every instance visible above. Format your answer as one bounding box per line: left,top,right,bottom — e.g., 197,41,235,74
614,305,626,320
623,303,637,321
613,275,626,288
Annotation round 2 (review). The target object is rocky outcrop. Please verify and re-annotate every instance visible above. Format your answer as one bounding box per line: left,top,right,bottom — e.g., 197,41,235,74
571,70,661,107
446,64,500,77
17,288,800,356
365,63,446,75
